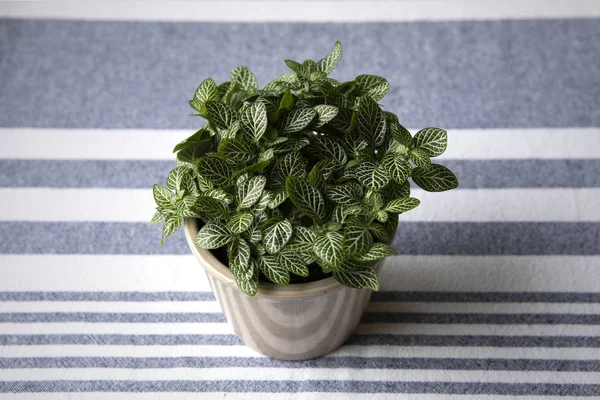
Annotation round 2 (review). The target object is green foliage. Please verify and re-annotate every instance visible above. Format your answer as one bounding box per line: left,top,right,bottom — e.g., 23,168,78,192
152,42,458,294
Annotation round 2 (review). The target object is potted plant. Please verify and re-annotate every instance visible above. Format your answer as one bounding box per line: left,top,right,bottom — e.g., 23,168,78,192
151,42,458,360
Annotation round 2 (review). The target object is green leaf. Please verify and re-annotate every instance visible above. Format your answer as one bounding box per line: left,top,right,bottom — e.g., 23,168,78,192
272,151,306,187
317,137,347,165
355,161,390,190
413,127,447,157
268,189,288,209
409,148,432,169
286,226,317,264
235,261,259,296
381,153,412,183
153,184,174,209
282,108,317,134
227,212,254,234
390,122,413,149
161,216,182,245
316,41,342,75
284,59,309,78
166,166,190,191
278,250,310,277
195,196,228,219
314,231,345,270
173,128,211,153
279,89,295,113
237,175,267,209
412,164,459,192
229,237,251,273
241,102,268,143
258,255,290,285
344,225,374,255
174,196,199,218
376,210,388,223
355,243,397,261
218,138,255,163
150,209,170,225
198,156,233,186
313,104,339,128
176,139,213,163
206,102,237,130
230,66,258,92
357,96,386,146
195,222,233,249
202,189,232,204
333,264,379,290
368,223,388,241
385,197,420,213
190,78,219,113
263,219,293,254
326,183,363,205
286,176,326,221
354,74,390,101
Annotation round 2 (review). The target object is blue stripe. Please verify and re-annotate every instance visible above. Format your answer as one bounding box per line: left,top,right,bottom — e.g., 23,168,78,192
1,19,600,129
2,159,600,188
0,380,598,395
2,312,599,324
1,334,599,347
1,221,599,255
1,356,599,372
2,291,600,303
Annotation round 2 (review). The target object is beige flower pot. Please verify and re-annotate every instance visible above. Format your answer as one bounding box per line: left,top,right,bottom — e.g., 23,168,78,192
183,218,384,360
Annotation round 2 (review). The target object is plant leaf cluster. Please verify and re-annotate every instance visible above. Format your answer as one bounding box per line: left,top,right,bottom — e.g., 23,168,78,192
152,42,458,295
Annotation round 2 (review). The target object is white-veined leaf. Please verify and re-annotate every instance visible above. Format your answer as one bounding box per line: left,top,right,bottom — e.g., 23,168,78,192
286,176,326,221
263,219,293,254
235,261,259,296
282,108,317,134
381,153,412,183
314,231,344,270
161,216,182,245
412,164,459,192
317,136,347,165
376,210,388,223
227,212,254,234
413,127,447,157
229,237,251,274
385,197,420,213
326,182,363,205
409,148,432,169
176,139,213,164
190,78,219,112
241,102,268,143
230,66,258,92
357,96,386,146
354,74,390,101
344,225,374,255
313,104,339,127
258,255,290,285
150,209,170,225
218,137,255,163
354,242,397,261
316,41,342,75
278,250,309,277
390,122,413,148
271,151,306,186
237,175,267,209
174,196,198,218
195,222,233,249
355,161,390,190
152,184,175,209
333,264,379,290
206,101,238,130
198,156,233,186
268,189,288,209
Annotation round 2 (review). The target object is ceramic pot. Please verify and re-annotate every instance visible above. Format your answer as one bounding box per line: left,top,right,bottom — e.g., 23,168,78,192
183,218,384,360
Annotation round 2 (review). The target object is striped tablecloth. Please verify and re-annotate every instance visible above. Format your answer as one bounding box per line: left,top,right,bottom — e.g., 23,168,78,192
1,1,600,398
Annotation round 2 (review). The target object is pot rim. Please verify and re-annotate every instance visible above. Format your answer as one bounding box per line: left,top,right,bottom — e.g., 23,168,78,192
184,218,348,299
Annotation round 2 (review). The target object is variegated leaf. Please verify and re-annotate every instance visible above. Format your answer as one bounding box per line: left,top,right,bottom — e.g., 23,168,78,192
161,216,182,245
282,108,317,134
409,148,432,169
206,101,238,130
258,255,290,285
313,104,339,127
326,182,363,205
314,231,344,269
241,102,268,143
333,264,379,290
152,184,174,209
263,219,293,254
286,176,326,221
354,243,397,261
227,212,254,234
385,197,420,213
354,74,390,101
271,151,306,187
268,189,288,209
316,41,342,75
344,225,374,255
235,261,259,296
412,164,459,192
355,161,390,190
237,175,267,209
218,137,255,163
230,66,258,92
278,250,309,277
229,237,251,273
198,156,233,186
413,127,448,157
317,136,347,165
390,122,413,149
174,196,198,218
195,222,233,249
190,78,219,112
357,96,386,146
381,153,412,183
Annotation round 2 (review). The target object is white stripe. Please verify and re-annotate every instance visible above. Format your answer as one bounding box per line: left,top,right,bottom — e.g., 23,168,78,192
2,0,600,22
0,395,551,400
3,345,599,360
2,255,600,292
3,188,599,222
0,367,598,384
4,300,600,315
1,323,599,337
2,128,599,160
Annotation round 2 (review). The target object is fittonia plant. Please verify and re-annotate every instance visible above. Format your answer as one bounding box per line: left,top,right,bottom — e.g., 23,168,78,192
151,42,458,295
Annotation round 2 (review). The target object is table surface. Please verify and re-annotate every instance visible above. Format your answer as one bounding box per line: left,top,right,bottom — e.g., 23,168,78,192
1,1,600,398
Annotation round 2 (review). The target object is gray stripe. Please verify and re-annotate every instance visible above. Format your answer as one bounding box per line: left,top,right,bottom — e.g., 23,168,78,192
2,160,600,189
2,356,600,372
3,312,600,324
1,221,599,255
0,380,599,395
2,334,600,347
1,19,600,129
3,291,600,303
